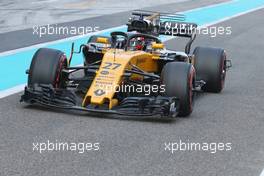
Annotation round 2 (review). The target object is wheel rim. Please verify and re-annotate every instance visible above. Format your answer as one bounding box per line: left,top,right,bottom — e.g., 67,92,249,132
189,67,195,111
54,55,67,88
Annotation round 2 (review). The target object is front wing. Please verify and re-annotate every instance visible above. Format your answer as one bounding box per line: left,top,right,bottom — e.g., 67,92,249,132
20,84,179,118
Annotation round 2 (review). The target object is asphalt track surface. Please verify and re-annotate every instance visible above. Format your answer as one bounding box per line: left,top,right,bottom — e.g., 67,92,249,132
1,1,264,176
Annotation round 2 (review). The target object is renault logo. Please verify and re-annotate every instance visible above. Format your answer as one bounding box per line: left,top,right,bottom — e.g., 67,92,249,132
94,89,105,96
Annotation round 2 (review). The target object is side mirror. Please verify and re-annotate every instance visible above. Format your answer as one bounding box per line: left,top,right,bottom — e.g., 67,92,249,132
152,42,164,50
96,37,109,44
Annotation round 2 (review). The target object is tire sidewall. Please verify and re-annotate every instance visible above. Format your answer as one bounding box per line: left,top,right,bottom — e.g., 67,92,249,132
193,47,226,93
161,62,195,117
28,48,68,88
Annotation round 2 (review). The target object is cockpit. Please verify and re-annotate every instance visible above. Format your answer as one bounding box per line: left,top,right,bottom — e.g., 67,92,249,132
110,31,162,52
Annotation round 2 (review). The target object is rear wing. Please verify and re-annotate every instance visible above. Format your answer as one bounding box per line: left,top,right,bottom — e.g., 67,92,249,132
159,21,197,38
127,10,197,38
127,10,198,53
131,10,185,22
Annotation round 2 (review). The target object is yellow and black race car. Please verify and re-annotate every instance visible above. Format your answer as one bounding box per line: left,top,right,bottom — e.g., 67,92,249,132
21,10,231,118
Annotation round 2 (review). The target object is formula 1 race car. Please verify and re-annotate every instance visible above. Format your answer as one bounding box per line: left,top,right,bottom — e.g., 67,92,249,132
21,10,231,117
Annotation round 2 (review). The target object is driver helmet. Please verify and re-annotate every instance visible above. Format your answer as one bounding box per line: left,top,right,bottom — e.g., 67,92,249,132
134,37,145,50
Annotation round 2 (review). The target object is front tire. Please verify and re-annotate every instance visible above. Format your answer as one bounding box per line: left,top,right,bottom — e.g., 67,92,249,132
161,62,195,117
28,48,68,88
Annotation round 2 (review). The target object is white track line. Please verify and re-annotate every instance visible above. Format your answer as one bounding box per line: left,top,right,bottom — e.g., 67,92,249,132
1,4,264,99
260,169,264,176
199,4,264,28
0,25,126,57
0,84,25,99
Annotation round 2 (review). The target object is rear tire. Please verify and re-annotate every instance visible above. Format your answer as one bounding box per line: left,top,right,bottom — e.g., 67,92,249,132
161,62,195,117
28,48,68,88
193,47,227,93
